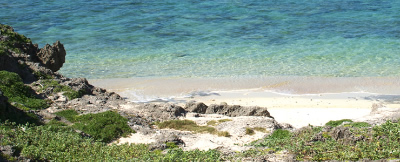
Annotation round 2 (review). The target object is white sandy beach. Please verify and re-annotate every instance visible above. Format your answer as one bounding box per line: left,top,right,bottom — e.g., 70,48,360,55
89,76,400,128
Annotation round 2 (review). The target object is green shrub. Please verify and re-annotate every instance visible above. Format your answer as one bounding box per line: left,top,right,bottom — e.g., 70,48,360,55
46,119,67,127
55,109,79,122
0,122,223,161
72,111,134,143
33,71,53,80
39,79,85,100
269,129,291,139
0,24,31,55
325,119,353,127
345,122,371,128
0,71,49,110
165,142,178,149
251,120,400,161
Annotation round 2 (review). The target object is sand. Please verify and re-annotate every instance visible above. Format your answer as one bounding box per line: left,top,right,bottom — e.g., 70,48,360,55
89,76,400,128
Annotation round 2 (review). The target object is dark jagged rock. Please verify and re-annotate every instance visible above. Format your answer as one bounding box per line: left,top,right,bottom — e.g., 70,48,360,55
185,101,273,118
149,133,185,151
185,101,208,113
35,41,66,72
129,103,186,122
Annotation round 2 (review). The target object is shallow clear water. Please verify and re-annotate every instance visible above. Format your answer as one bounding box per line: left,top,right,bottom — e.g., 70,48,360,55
2,0,400,79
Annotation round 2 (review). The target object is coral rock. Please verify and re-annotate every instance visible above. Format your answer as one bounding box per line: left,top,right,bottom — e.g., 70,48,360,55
36,41,66,72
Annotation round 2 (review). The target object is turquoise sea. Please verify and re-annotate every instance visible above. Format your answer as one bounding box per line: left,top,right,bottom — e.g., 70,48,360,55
1,0,400,79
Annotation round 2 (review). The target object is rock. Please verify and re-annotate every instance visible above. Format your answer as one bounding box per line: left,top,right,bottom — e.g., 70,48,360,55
149,133,185,150
216,116,279,136
36,41,66,72
0,145,15,159
130,103,186,122
185,101,208,113
185,102,273,118
329,126,366,144
61,77,93,94
206,103,273,118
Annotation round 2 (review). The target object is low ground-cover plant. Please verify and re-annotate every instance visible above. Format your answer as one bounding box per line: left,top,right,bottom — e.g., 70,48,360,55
55,109,79,122
0,71,49,110
55,110,134,143
156,119,230,137
0,24,32,55
39,79,85,100
252,120,400,161
325,119,353,127
0,122,223,161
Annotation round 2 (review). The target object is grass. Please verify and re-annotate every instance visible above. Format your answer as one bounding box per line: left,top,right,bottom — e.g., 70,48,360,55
156,119,231,137
0,71,49,110
207,119,232,126
245,128,255,135
253,127,268,133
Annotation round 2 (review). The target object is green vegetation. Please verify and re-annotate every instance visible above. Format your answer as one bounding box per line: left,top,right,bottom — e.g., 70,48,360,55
253,127,268,133
218,119,232,123
207,118,232,126
55,110,134,143
251,120,400,161
245,127,268,135
0,71,49,110
33,71,53,79
55,109,79,121
0,24,32,55
0,122,222,161
325,119,353,127
245,127,255,135
39,79,85,100
344,122,371,128
156,119,231,137
325,119,371,128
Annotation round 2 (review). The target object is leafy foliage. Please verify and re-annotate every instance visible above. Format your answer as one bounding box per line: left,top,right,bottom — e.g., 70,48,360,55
0,24,31,55
251,120,400,161
56,110,134,143
0,122,223,161
325,119,353,127
39,79,85,100
55,109,79,122
0,71,49,110
344,122,371,128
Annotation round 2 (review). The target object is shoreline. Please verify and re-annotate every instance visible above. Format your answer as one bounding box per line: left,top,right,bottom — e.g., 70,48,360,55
89,76,400,128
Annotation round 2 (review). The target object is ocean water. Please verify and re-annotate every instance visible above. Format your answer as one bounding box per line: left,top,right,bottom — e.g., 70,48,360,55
2,0,400,79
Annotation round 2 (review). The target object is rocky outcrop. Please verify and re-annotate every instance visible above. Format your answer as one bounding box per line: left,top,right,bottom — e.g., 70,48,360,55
185,101,273,118
126,103,186,122
36,41,66,72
